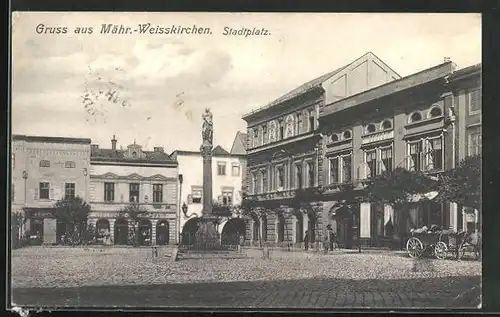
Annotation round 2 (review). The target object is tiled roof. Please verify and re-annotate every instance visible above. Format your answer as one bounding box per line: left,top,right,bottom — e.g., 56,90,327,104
12,134,91,144
230,131,247,155
448,63,481,81
238,133,248,150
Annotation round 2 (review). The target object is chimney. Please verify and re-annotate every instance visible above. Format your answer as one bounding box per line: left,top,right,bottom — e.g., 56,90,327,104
111,135,117,150
91,144,99,154
154,146,164,153
444,57,451,63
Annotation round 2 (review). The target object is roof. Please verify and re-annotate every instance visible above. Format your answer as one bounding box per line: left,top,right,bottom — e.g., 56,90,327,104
320,61,456,119
241,52,399,120
91,148,177,164
171,145,245,158
12,134,92,144
448,63,481,81
242,65,347,119
213,145,230,156
230,131,247,155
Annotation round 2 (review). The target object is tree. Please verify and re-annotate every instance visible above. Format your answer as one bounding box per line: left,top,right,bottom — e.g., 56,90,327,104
118,202,148,246
52,196,91,245
12,211,28,249
364,167,436,243
437,154,481,211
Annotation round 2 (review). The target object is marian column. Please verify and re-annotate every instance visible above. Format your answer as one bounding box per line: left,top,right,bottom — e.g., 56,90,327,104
200,108,214,216
195,108,220,249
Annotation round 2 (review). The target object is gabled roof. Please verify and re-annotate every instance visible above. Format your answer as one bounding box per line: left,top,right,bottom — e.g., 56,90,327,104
212,145,230,156
242,52,399,120
230,131,247,155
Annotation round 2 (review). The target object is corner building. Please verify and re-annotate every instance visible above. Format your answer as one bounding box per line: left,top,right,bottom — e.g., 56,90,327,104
242,52,401,247
11,135,91,244
88,136,179,245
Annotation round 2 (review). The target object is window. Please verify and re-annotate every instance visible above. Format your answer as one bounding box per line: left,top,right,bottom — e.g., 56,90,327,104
426,138,443,170
380,147,393,172
365,150,377,179
307,161,315,187
381,120,392,130
217,162,226,176
366,124,376,134
65,183,75,199
409,112,422,123
39,160,50,167
39,182,50,199
153,184,163,203
261,170,268,193
132,151,137,158
222,190,233,206
342,155,352,183
279,120,285,140
262,125,268,144
468,132,482,156
343,131,351,139
295,164,303,189
231,164,240,176
408,141,423,171
296,113,303,134
331,134,339,142
429,107,442,118
329,157,339,184
309,111,315,132
252,172,258,194
64,161,76,168
192,188,202,204
129,183,140,202
469,89,481,114
276,166,284,189
253,129,259,147
104,183,115,202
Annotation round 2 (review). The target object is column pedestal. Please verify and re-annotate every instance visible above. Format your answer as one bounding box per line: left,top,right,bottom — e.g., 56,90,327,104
194,217,221,250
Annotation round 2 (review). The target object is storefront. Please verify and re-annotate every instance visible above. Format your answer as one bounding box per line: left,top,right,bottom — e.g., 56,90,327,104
24,208,56,245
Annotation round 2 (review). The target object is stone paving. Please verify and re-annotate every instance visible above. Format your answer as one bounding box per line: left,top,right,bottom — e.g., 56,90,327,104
11,246,482,308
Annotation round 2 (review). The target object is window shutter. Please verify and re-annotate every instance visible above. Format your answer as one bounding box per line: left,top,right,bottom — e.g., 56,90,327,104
34,188,39,200
50,187,54,199
187,194,193,204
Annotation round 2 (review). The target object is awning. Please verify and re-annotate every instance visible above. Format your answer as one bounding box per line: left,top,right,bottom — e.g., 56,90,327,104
408,191,439,203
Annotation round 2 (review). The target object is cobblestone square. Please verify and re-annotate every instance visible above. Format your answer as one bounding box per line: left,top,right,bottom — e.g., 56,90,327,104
11,246,481,309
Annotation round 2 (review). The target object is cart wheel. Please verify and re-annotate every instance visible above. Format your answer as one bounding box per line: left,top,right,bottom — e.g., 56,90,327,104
434,241,448,260
406,237,424,258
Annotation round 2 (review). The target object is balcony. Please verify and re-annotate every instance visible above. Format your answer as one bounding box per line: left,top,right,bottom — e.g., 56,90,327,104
361,129,394,145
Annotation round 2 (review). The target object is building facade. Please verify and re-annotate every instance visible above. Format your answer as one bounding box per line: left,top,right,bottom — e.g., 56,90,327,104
88,136,179,245
242,52,401,247
318,61,481,248
12,135,91,244
171,145,246,244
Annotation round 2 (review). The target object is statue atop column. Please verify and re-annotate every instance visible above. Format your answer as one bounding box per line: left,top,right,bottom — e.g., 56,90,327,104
201,108,213,147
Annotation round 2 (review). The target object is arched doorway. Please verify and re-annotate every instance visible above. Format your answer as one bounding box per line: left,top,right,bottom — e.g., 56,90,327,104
56,219,70,244
114,218,128,245
138,219,152,246
221,218,246,245
96,218,110,245
252,218,260,243
276,215,285,243
182,218,199,245
156,220,170,245
334,206,353,249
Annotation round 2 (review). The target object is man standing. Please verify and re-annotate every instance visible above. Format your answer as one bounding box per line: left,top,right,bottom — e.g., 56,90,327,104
303,230,309,251
323,225,332,254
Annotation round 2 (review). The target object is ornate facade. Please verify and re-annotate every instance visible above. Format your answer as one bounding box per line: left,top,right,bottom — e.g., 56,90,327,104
242,52,401,247
88,136,179,245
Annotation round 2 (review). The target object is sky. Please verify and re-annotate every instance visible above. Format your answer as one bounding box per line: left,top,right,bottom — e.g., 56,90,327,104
11,12,481,153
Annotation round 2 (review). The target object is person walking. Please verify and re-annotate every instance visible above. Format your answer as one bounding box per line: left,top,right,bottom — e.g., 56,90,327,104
304,230,309,251
328,225,336,251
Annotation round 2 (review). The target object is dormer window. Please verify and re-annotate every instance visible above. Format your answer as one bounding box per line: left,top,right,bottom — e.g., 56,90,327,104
429,106,442,118
343,131,351,139
410,112,422,123
132,151,137,158
39,160,50,167
331,134,339,143
381,120,392,130
366,124,376,134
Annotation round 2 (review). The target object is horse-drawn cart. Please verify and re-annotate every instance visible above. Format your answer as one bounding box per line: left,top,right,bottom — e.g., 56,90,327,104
406,226,481,260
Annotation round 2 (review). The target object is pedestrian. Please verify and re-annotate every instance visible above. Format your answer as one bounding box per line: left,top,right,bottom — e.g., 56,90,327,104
328,225,336,251
323,225,332,254
303,230,309,251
